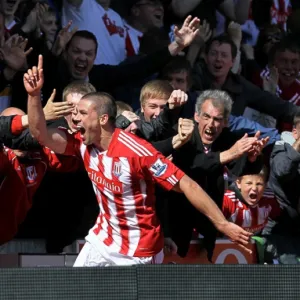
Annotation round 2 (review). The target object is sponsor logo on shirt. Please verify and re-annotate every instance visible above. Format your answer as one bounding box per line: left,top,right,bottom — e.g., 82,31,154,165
88,169,123,193
113,161,122,178
149,159,167,177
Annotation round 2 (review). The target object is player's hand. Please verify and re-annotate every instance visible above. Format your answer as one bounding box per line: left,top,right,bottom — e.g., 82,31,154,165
168,90,188,109
43,89,75,121
220,222,253,254
23,54,44,97
164,237,178,255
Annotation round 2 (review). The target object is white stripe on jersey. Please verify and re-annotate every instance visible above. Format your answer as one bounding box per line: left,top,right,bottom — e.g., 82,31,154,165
119,131,153,156
242,209,252,228
118,157,140,256
118,136,143,156
167,175,177,185
86,151,111,248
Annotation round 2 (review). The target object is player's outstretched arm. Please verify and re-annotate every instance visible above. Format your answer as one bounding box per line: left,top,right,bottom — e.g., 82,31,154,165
174,174,253,253
25,55,68,154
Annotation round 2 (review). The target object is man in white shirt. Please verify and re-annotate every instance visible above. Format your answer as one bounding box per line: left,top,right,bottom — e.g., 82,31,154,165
62,0,127,65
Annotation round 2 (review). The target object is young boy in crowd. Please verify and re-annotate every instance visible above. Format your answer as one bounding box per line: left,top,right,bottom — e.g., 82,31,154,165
223,165,281,235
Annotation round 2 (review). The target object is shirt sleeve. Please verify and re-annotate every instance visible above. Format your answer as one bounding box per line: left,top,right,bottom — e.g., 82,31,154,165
10,115,24,135
58,128,81,157
140,150,185,191
222,194,234,219
41,147,82,172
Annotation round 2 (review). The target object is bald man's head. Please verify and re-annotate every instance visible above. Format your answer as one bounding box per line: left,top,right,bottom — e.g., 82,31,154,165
1,107,26,116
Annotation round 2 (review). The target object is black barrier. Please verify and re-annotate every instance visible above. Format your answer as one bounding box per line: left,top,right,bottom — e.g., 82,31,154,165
1,265,300,299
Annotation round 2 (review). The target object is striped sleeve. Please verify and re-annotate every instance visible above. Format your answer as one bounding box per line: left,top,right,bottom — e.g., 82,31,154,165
142,154,185,191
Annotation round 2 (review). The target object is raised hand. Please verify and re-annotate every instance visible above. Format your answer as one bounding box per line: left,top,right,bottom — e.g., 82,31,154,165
174,16,200,49
52,20,78,56
227,21,242,48
0,34,33,71
23,55,44,97
229,133,258,159
168,90,188,109
43,89,75,121
196,19,212,44
21,4,39,34
178,118,194,142
248,131,270,162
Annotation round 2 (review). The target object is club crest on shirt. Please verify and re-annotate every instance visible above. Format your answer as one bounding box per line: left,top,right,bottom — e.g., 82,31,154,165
113,161,122,177
149,159,167,177
26,166,37,184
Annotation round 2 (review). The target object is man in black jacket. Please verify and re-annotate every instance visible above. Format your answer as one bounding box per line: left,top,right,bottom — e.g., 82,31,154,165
168,89,268,260
266,112,300,263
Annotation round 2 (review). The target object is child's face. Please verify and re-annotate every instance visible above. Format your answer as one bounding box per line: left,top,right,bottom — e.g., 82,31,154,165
236,175,265,207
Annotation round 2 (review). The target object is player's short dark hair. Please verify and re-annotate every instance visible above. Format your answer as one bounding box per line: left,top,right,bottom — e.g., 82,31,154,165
66,30,98,53
205,34,238,59
81,92,117,125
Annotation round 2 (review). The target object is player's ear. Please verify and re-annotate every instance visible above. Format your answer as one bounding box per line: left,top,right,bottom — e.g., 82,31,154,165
99,114,109,125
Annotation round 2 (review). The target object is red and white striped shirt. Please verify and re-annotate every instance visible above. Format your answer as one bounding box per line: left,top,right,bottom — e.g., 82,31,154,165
63,129,185,257
270,0,292,31
222,188,281,234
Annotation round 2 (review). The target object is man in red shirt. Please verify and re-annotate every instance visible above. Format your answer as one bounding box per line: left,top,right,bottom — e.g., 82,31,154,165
25,55,252,266
0,107,81,245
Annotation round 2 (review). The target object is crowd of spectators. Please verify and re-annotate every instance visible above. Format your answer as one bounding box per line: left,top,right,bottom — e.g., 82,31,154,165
1,0,300,264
